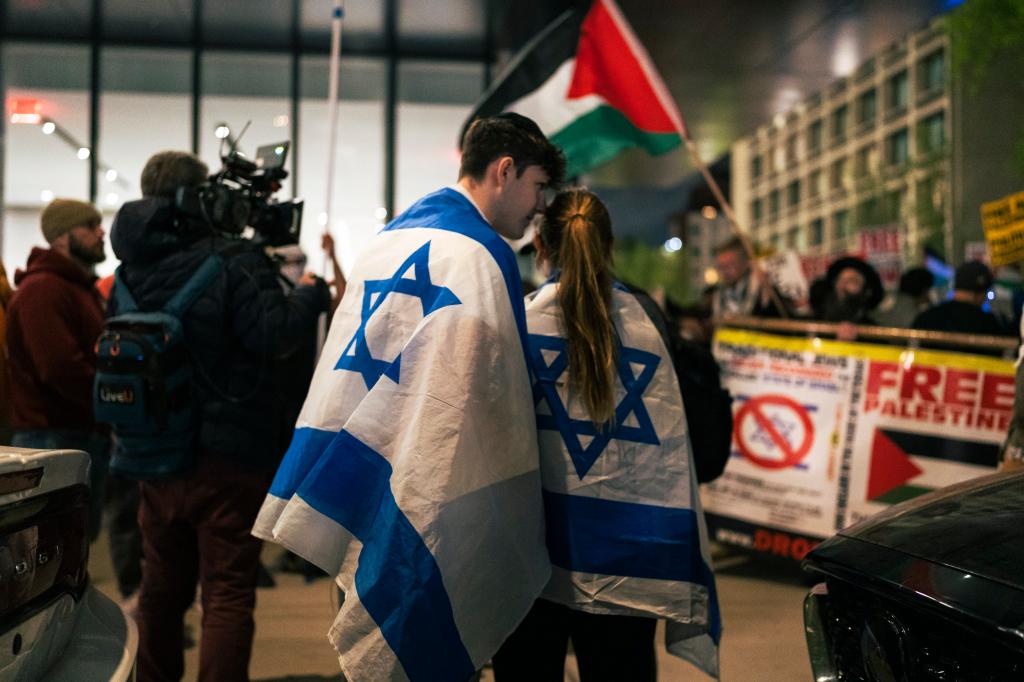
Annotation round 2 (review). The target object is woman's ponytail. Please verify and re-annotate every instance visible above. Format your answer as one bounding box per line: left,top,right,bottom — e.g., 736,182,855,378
540,190,616,426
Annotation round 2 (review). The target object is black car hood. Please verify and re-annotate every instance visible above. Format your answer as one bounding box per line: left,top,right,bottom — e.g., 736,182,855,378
835,470,1024,591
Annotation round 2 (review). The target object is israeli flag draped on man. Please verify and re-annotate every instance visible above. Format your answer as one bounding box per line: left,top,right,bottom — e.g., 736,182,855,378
526,280,722,679
253,187,550,681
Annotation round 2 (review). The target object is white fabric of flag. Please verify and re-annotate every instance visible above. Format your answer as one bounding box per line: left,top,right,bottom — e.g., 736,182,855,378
253,188,549,682
526,282,722,679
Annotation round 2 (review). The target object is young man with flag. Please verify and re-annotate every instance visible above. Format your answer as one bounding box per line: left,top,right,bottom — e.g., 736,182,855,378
253,113,565,681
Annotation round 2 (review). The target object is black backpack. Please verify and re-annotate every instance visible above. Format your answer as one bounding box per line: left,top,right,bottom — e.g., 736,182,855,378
628,287,734,484
93,253,224,479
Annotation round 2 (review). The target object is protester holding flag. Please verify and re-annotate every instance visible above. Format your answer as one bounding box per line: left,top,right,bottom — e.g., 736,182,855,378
253,113,565,681
492,189,720,681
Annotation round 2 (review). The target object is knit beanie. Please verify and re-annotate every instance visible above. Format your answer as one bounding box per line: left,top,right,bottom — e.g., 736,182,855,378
40,198,101,243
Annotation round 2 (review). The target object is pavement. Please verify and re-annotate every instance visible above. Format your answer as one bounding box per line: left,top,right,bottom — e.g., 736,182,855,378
89,537,813,681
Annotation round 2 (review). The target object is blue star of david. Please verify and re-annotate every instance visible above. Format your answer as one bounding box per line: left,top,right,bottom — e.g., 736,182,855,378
336,241,460,389
528,333,661,479
751,415,796,451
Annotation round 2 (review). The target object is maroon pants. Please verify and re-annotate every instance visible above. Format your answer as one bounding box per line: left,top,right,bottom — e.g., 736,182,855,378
136,457,272,682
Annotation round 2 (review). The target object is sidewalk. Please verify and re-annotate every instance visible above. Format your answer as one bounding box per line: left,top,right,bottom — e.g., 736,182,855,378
89,538,811,681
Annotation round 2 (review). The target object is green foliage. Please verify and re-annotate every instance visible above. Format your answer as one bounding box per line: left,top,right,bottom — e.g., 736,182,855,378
949,0,1024,179
613,237,691,306
949,0,1024,90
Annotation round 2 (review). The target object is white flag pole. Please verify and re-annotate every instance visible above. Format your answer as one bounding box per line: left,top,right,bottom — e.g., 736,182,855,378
680,135,789,317
323,0,345,271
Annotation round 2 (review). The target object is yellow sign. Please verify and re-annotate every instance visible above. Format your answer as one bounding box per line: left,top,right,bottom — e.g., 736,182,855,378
981,190,1024,266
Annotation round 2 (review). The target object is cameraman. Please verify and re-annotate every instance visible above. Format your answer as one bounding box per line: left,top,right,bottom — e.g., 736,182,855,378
109,150,329,682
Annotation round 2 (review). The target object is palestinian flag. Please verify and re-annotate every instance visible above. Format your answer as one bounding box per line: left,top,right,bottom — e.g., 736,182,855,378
464,0,686,177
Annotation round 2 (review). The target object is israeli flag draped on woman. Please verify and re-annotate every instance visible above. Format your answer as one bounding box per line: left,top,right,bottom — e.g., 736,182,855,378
253,187,549,681
526,281,722,678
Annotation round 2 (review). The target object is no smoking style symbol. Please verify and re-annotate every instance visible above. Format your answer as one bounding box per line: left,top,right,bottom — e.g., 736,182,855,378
529,333,661,479
734,395,814,469
336,241,460,389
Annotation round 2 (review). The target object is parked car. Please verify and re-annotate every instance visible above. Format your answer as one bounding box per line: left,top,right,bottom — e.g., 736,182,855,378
0,446,136,681
803,469,1024,682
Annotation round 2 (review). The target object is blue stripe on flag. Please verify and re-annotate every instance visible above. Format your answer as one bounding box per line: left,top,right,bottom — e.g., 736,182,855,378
543,490,722,643
384,188,529,365
299,429,475,681
268,427,337,500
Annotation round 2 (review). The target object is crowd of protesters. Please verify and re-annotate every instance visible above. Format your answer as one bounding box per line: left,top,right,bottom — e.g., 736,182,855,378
678,236,1020,346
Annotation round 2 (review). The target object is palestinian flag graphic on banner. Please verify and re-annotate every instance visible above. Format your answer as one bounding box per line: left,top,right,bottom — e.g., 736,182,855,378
464,0,686,177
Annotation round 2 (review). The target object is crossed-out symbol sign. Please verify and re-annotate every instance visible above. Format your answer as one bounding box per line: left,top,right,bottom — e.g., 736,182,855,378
733,394,814,469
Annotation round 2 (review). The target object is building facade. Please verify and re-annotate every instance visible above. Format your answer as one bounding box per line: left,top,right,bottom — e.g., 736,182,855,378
730,16,1024,277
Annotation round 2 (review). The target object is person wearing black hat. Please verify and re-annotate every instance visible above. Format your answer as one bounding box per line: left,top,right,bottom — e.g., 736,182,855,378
814,256,884,325
912,261,1012,336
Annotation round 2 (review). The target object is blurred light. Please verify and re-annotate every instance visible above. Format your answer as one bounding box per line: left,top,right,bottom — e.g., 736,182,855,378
663,237,683,253
273,115,289,128
274,145,286,155
702,206,718,220
771,86,803,119
704,267,719,285
832,26,859,77
77,147,90,160
105,169,118,182
214,124,231,139
8,97,42,125
374,207,388,221
987,290,995,301
40,190,54,202
105,192,119,206
41,121,55,135
318,212,329,226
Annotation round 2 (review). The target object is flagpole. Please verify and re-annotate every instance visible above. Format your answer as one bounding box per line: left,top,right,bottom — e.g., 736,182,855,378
595,0,789,317
679,134,791,318
323,0,345,276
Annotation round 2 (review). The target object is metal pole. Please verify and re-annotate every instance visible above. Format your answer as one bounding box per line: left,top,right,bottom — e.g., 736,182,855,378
383,0,397,217
191,0,202,155
88,0,101,203
290,0,301,199
323,0,344,235
483,0,495,89
0,36,6,262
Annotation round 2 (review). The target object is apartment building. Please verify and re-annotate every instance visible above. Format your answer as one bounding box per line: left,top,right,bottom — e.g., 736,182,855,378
730,17,1024,277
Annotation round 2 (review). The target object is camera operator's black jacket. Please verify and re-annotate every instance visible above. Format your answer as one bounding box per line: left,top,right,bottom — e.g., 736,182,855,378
109,198,330,470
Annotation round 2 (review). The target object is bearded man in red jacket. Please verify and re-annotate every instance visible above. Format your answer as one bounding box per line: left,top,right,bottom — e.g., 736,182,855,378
7,198,110,539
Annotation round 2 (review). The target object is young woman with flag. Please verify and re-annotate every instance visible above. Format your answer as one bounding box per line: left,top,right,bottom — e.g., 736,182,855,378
492,189,721,681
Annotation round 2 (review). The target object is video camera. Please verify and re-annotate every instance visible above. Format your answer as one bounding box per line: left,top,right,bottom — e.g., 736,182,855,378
176,141,303,247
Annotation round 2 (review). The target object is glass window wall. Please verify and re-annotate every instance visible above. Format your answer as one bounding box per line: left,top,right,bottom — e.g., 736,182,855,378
2,43,91,277
396,60,485,213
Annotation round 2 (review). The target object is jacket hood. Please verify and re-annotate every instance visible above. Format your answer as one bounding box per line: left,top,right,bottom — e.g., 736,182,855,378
13,247,93,289
110,197,187,265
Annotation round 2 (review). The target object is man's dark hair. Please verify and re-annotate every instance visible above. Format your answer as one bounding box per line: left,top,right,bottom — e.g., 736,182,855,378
459,113,565,186
713,236,747,258
141,151,209,198
898,267,934,297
